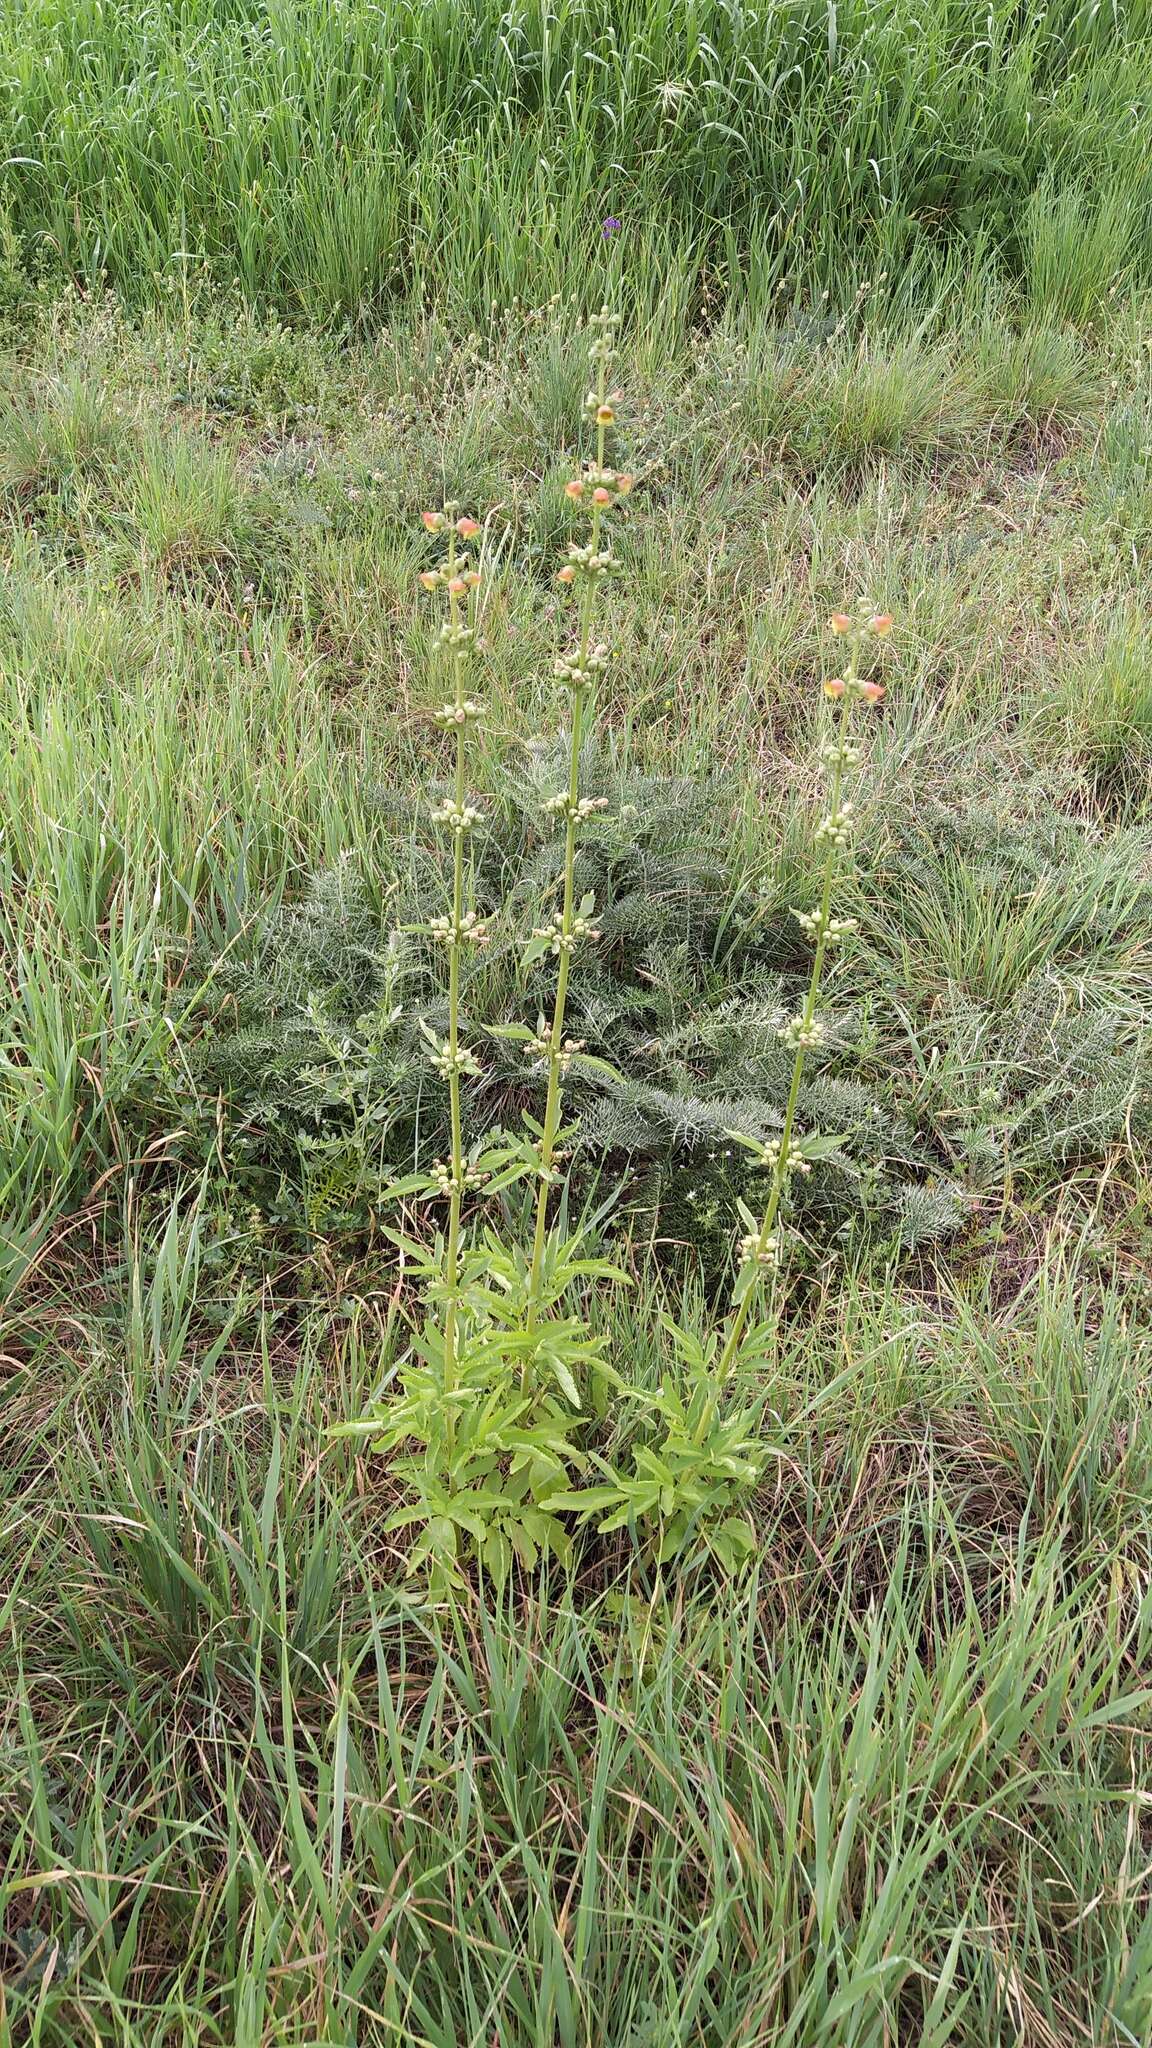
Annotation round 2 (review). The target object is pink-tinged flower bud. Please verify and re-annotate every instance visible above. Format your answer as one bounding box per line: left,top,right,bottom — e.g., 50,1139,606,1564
419,571,440,591
615,473,635,494
592,486,612,505
422,510,444,532
829,612,852,634
595,404,615,426
824,678,846,699
463,569,481,588
456,516,480,538
556,564,576,583
860,679,886,702
447,575,466,595
869,613,894,636
564,480,584,500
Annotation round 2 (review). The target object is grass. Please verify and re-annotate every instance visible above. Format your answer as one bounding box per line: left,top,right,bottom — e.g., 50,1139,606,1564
3,259,1152,2035
5,1263,1152,2041
0,2,1149,327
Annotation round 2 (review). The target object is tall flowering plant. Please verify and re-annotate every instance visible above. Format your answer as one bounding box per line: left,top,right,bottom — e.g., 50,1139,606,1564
413,505,485,1406
334,324,635,1584
717,609,890,1378
518,307,633,1334
338,304,892,1586
548,610,892,1571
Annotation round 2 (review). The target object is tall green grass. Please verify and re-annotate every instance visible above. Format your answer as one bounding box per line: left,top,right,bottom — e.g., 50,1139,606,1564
0,0,1148,324
5,1251,1152,2042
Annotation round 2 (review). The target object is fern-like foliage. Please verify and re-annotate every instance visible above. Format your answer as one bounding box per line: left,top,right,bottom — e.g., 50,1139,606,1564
180,751,969,1259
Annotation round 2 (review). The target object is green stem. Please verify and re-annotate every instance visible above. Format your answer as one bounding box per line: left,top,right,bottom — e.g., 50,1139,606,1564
525,355,609,1334
716,666,855,1382
524,677,585,1327
443,528,466,1415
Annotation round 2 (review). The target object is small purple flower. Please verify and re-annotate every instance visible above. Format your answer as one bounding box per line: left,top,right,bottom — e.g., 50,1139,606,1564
601,217,621,238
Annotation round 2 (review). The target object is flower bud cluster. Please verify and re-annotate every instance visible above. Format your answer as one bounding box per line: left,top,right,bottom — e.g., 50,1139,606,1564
814,804,853,848
429,910,490,948
425,1036,481,1079
564,467,634,507
755,1138,812,1179
428,1157,490,1198
432,697,486,729
540,791,609,823
585,393,620,426
422,510,481,539
829,610,892,639
792,905,858,946
818,735,862,768
430,799,482,834
420,566,481,593
530,911,602,956
824,675,885,704
738,1231,782,1270
586,306,621,365
779,1013,825,1051
554,643,609,686
437,620,475,650
556,544,619,586
525,1027,587,1073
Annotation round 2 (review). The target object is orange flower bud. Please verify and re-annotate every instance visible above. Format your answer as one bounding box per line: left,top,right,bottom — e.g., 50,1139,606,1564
869,613,894,637
615,473,635,494
829,612,852,635
447,576,466,595
421,510,443,532
456,516,480,538
564,479,584,500
823,678,846,699
419,571,439,591
463,569,481,588
556,564,576,583
592,486,612,505
860,679,886,702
